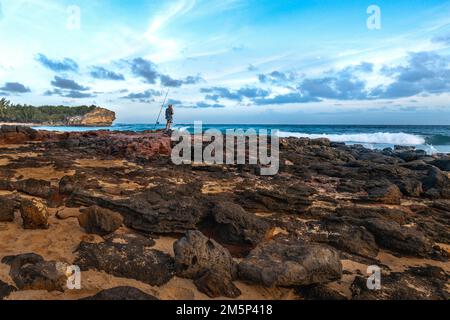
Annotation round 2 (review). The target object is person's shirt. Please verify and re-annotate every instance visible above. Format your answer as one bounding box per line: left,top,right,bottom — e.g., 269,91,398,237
165,108,173,119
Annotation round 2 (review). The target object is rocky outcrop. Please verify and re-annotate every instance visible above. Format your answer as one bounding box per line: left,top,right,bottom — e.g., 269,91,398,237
0,125,39,144
238,238,342,287
77,206,123,236
0,280,16,300
194,270,242,299
65,107,116,127
351,266,449,300
75,233,174,286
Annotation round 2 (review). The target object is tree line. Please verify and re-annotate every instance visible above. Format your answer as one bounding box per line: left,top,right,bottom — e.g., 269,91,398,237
0,98,96,123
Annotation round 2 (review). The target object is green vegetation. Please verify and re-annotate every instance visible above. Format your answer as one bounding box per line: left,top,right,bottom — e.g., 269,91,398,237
0,98,96,123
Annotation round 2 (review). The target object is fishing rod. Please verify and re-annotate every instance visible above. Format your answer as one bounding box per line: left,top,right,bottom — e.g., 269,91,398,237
154,88,170,129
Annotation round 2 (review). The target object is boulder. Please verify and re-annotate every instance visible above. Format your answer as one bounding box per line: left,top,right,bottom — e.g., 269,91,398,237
1,253,70,292
75,233,174,286
77,205,123,236
20,198,50,229
0,280,16,300
365,182,402,205
362,218,433,257
194,270,241,299
307,218,379,258
203,201,272,246
81,287,158,300
0,196,17,222
173,230,237,279
238,239,342,287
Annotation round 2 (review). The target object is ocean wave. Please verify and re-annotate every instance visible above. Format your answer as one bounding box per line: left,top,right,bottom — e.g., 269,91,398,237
425,134,450,146
277,131,426,145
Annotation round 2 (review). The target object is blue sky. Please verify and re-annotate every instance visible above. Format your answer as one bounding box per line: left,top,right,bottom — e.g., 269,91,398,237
1,0,450,124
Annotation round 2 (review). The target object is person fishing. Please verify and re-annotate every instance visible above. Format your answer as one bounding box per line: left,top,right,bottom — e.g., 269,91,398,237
165,104,174,131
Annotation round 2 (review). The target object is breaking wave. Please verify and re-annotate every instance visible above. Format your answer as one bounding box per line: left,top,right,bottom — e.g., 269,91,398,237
277,131,426,145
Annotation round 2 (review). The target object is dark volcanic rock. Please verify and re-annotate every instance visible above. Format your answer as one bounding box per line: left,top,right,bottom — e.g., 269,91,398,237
77,205,123,236
173,231,237,279
307,218,379,259
81,287,159,300
430,158,450,172
0,195,17,222
14,179,52,198
362,218,433,257
238,238,342,287
0,125,39,144
364,181,402,205
59,174,87,195
351,266,449,300
19,198,50,229
1,253,70,292
75,233,174,286
297,285,347,300
194,270,242,298
237,182,316,214
69,183,208,234
0,280,16,300
202,200,272,246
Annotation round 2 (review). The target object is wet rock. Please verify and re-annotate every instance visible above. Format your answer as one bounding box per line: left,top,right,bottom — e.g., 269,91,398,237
238,238,342,287
307,218,379,258
75,233,174,286
202,201,272,246
0,195,17,222
19,198,50,229
173,230,237,279
81,286,159,300
351,266,449,300
14,179,52,199
1,253,70,292
0,280,16,300
362,218,433,257
430,158,450,172
194,270,242,299
77,205,123,236
422,167,450,199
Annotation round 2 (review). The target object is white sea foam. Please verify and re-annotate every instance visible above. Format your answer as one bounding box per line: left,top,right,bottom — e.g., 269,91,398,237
277,131,426,145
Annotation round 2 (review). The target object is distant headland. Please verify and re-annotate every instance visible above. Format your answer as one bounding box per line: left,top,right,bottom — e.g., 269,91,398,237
0,98,116,127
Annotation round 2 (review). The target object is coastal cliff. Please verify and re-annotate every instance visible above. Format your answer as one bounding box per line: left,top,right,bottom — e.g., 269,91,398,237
0,99,115,126
65,107,116,127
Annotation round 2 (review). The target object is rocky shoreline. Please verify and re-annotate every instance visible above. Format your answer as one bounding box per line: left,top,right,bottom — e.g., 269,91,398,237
0,125,449,300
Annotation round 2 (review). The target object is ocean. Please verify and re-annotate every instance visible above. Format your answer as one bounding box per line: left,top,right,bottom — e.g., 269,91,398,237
34,124,450,154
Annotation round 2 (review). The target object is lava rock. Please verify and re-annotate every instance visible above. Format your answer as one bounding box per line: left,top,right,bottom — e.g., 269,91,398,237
81,286,159,300
173,230,237,279
14,179,52,198
0,196,17,222
75,233,174,286
19,198,50,229
194,270,242,298
362,218,433,257
0,280,16,300
203,201,272,246
78,205,123,236
1,253,70,292
238,238,342,287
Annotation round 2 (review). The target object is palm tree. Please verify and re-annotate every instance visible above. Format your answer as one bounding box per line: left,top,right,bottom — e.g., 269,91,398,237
0,98,11,119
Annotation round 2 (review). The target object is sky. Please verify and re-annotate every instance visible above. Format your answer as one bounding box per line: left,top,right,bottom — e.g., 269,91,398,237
1,0,450,124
